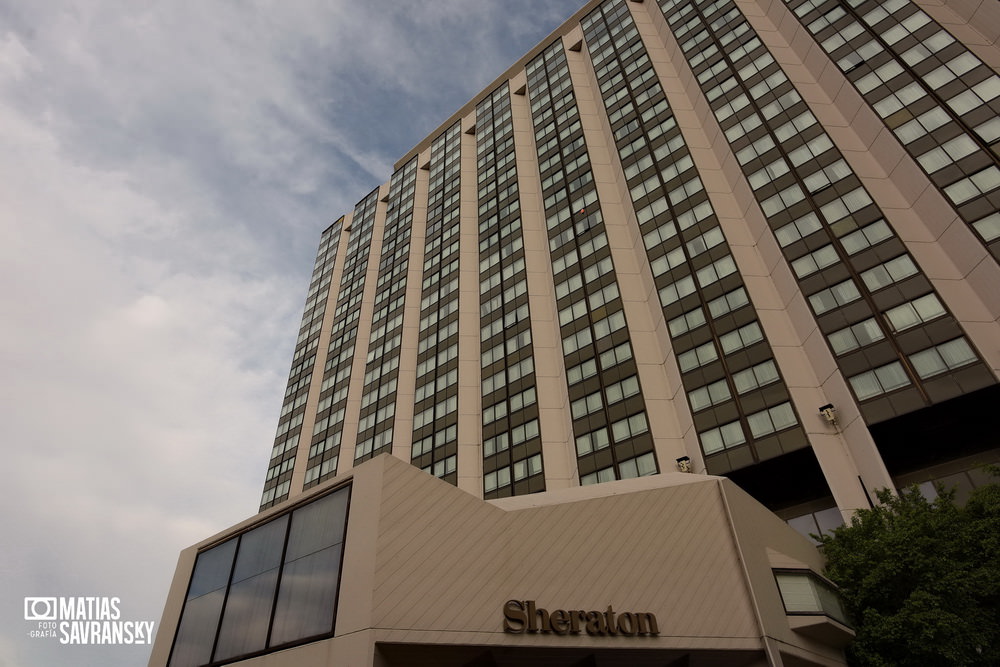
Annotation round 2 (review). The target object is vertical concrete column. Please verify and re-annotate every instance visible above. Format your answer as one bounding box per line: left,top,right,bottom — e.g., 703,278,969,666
457,113,487,496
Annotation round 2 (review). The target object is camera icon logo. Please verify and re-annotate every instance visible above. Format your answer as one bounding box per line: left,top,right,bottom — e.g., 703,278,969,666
24,598,57,621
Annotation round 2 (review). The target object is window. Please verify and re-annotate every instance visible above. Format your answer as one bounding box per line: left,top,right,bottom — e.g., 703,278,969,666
678,341,719,372
909,338,977,379
658,275,697,306
809,279,861,314
571,391,604,420
774,570,850,626
818,184,870,222
839,220,893,255
668,306,707,337
848,361,911,400
893,107,950,144
513,454,543,481
484,467,511,493
169,487,350,667
699,421,746,455
972,212,1000,242
732,360,780,394
791,244,840,278
943,166,1000,205
872,82,926,118
581,466,616,486
696,255,738,287
599,341,634,369
860,255,919,291
688,379,732,411
774,212,822,247
827,318,885,355
747,402,798,437
484,432,509,457
916,135,978,173
708,287,750,318
606,375,641,405
719,321,765,354
883,293,946,332
566,358,598,385
576,427,611,455
424,455,457,479
618,452,658,479
611,412,649,441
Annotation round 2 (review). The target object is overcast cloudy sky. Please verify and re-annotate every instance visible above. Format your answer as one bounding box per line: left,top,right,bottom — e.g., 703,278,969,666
0,1,584,664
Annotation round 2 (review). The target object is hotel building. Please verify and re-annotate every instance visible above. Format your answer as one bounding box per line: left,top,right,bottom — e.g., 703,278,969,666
150,0,1000,664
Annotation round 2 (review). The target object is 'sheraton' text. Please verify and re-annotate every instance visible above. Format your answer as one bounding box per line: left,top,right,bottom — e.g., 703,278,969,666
503,600,658,636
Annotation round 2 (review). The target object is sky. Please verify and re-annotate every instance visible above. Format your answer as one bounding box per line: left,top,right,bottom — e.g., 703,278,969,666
0,1,585,665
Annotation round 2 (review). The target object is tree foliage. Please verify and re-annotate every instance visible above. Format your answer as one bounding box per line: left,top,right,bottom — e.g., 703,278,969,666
819,477,1000,666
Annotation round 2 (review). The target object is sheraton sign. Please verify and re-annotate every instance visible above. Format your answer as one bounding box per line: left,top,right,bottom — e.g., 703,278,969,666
503,600,659,636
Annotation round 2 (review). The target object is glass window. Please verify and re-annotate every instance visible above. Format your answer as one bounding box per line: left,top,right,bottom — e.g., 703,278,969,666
827,318,885,355
909,338,977,379
611,412,649,441
848,361,910,400
668,306,707,337
883,293,946,332
719,321,764,354
972,212,1000,242
774,212,822,247
688,379,732,411
699,421,746,455
618,452,656,479
839,219,893,255
576,428,610,456
168,486,350,667
732,360,780,394
707,287,750,318
747,402,797,437
791,244,840,278
678,341,719,372
774,571,850,626
944,166,1000,205
169,541,237,667
860,255,918,291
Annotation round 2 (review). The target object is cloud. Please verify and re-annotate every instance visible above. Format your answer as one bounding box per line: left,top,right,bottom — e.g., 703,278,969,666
0,0,583,665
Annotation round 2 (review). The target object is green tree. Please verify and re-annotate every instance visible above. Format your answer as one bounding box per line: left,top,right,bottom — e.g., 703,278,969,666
819,479,1000,666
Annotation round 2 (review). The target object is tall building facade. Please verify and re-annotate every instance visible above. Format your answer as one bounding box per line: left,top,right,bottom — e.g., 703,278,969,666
260,0,1000,529
152,1,1000,665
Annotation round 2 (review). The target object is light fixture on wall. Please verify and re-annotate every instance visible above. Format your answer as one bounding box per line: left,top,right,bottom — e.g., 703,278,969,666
818,404,837,425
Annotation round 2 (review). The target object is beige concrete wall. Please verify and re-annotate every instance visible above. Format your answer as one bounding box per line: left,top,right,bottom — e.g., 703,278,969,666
152,456,847,667
367,457,759,651
457,113,486,496
722,481,852,667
